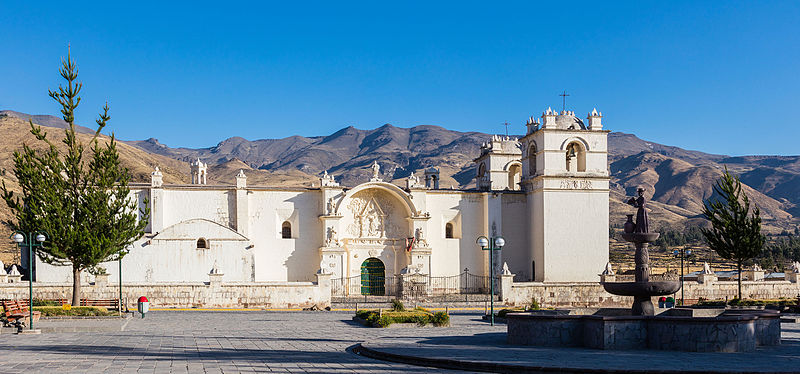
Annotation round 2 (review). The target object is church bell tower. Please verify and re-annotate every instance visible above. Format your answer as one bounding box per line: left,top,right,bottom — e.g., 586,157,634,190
519,107,610,282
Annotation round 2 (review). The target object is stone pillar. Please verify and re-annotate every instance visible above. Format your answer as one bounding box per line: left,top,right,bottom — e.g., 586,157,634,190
209,272,224,288
600,273,616,283
94,273,110,288
150,182,165,234
398,271,429,299
315,271,332,307
235,170,249,237
698,272,718,284
499,272,515,303
7,265,22,283
742,265,765,281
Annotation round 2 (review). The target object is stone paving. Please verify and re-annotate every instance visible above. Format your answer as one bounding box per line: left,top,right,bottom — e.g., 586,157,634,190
361,322,800,373
0,310,497,373
2,311,799,373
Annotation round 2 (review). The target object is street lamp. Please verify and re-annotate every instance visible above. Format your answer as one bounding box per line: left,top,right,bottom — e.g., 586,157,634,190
673,246,693,306
477,235,505,326
10,230,47,331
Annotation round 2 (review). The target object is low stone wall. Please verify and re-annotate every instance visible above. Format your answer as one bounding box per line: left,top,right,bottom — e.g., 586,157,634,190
502,274,800,308
506,311,780,352
0,273,332,309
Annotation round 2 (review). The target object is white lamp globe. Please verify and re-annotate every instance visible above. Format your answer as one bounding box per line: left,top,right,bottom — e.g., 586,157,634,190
35,234,46,242
477,237,489,248
494,237,506,248
12,233,24,243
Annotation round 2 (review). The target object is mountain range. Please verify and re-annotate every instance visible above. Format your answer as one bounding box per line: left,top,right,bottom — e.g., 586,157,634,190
1,110,798,262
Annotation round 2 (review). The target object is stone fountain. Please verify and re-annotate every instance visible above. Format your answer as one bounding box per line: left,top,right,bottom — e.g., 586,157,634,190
505,188,782,352
601,188,681,315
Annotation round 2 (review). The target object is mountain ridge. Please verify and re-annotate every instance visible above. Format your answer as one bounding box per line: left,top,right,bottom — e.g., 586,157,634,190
3,111,798,236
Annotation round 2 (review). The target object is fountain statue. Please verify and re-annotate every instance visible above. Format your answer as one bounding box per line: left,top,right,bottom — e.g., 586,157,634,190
602,188,681,315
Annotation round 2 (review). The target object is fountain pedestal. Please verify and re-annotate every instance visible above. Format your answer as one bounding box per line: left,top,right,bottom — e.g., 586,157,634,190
602,232,681,315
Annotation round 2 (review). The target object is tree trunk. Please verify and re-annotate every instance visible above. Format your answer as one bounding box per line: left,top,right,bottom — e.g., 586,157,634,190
737,260,742,300
72,266,81,306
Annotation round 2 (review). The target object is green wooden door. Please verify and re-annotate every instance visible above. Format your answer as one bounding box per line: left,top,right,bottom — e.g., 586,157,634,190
360,258,385,296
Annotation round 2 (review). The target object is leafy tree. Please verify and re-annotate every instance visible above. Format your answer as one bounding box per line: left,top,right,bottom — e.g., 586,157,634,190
1,48,148,306
701,168,765,299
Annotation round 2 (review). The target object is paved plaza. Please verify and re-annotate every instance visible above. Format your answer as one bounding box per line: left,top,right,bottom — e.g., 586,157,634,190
0,311,799,373
0,311,496,373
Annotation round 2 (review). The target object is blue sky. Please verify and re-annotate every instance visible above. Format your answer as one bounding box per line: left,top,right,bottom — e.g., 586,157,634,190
1,1,798,155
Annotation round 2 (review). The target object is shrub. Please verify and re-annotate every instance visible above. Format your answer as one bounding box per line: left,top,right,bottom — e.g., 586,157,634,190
496,308,524,318
32,299,61,307
375,314,393,328
33,306,113,317
528,298,540,311
390,299,405,312
409,314,429,326
431,311,449,326
354,309,448,327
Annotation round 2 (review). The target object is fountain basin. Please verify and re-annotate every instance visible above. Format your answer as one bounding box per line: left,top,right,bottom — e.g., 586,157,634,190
601,281,681,297
506,309,781,352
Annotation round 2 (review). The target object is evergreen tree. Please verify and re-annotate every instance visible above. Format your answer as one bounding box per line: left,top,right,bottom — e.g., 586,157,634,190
701,167,765,299
1,48,148,306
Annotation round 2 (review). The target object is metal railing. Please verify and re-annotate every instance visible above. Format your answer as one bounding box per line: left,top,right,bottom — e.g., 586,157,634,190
331,270,492,302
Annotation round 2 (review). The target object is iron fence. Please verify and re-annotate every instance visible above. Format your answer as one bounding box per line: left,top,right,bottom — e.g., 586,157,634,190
331,270,492,302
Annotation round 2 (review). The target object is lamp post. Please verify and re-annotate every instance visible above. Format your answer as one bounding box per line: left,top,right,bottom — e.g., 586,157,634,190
672,246,692,306
477,235,505,326
11,231,47,331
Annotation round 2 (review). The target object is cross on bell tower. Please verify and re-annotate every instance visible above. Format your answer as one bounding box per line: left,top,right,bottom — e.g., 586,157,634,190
559,91,570,111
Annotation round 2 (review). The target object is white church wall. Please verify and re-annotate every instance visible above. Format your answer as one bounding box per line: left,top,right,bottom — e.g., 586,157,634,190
499,193,529,279
247,189,322,282
425,191,486,277
163,188,235,230
542,187,609,282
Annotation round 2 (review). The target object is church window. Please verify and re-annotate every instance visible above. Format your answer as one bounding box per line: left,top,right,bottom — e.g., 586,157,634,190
528,144,537,176
565,142,586,172
445,223,454,238
281,221,292,239
196,238,208,249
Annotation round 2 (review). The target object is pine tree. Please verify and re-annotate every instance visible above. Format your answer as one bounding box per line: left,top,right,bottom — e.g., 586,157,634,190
1,48,148,306
701,167,765,300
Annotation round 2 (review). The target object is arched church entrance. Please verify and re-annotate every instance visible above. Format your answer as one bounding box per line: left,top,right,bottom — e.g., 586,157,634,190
360,258,385,295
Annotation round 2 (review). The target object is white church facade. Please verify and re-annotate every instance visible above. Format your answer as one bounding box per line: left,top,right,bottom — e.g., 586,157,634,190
36,108,610,292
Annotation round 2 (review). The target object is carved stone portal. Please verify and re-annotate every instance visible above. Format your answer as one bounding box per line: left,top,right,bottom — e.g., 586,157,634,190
345,190,403,239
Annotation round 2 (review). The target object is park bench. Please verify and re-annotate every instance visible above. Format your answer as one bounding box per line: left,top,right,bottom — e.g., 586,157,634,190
80,298,122,309
1,300,41,327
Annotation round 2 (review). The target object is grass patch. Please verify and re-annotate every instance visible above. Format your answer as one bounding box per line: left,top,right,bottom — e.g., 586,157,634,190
32,306,114,317
355,309,449,327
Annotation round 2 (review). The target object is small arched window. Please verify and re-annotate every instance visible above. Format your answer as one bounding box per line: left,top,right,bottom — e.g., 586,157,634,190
528,144,537,176
281,221,292,239
445,223,454,239
196,238,208,249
